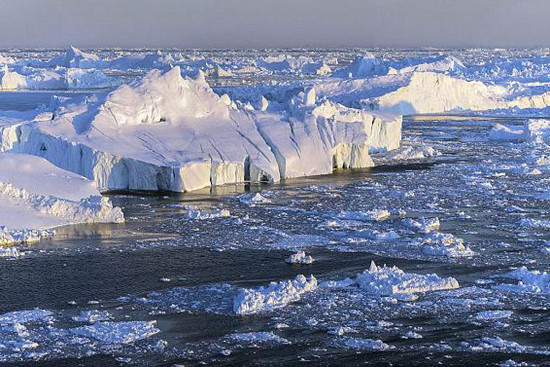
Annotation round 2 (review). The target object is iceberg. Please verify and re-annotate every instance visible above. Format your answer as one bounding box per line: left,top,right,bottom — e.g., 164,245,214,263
62,46,102,69
0,67,401,192
333,54,388,78
0,152,124,245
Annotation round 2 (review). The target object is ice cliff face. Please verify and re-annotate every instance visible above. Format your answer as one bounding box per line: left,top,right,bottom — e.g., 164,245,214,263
0,67,402,192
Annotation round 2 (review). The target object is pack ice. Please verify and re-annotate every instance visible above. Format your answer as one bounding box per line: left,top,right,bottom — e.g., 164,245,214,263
0,152,124,245
0,66,402,192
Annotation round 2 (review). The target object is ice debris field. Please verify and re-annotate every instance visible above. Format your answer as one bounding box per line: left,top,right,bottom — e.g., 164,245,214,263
2,47,550,365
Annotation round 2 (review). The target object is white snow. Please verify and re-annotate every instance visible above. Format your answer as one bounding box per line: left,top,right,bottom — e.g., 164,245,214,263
0,153,124,245
233,274,318,315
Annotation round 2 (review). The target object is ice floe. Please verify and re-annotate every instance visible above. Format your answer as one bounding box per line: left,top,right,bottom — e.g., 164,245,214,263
233,274,318,315
70,320,160,344
494,267,550,294
421,231,474,257
285,251,314,264
354,261,459,299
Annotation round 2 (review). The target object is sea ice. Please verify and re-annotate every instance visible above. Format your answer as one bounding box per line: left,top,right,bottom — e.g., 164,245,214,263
0,153,124,245
185,207,231,220
337,209,391,221
285,251,314,264
226,332,289,344
421,231,475,257
474,310,513,321
0,309,53,325
71,310,112,323
355,261,459,296
338,337,391,351
69,320,160,344
494,267,550,294
1,67,401,192
233,274,318,315
403,217,440,234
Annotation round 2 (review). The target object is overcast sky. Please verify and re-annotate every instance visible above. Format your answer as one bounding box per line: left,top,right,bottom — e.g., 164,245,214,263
1,0,549,48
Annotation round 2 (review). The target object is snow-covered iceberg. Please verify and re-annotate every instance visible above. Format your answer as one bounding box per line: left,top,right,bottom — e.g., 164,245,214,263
0,152,124,245
0,67,401,192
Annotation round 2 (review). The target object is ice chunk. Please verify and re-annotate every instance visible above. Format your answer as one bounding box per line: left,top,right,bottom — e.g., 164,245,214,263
285,251,314,264
333,54,387,78
519,218,550,229
488,124,525,142
403,217,440,234
233,274,318,315
401,331,423,339
474,310,513,321
63,46,101,68
355,261,459,296
0,309,53,325
185,207,230,220
339,337,391,351
69,320,160,344
227,332,289,344
383,145,440,161
71,310,111,323
523,119,550,144
421,231,474,257
337,209,390,221
239,192,272,204
0,245,23,258
494,267,550,294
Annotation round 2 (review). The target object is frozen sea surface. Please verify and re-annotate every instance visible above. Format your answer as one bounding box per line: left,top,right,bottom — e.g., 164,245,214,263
2,114,550,366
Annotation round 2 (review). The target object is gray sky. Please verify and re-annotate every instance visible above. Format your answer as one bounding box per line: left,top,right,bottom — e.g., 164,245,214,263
1,0,549,48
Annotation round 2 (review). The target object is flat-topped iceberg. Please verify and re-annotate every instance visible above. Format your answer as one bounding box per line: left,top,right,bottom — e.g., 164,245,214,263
1,67,401,192
0,152,124,245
